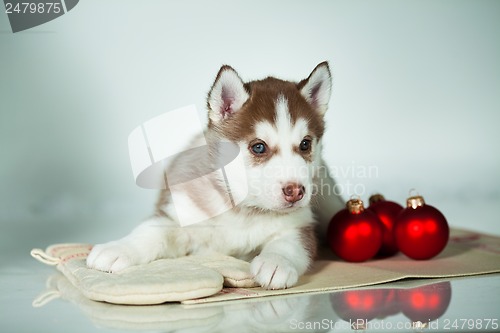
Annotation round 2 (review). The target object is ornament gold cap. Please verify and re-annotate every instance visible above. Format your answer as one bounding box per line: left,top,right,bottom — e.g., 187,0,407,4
407,195,425,209
346,197,365,214
369,193,385,205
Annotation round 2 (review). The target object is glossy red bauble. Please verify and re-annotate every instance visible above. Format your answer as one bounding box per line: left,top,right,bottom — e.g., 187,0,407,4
368,194,404,257
394,195,449,260
328,198,383,262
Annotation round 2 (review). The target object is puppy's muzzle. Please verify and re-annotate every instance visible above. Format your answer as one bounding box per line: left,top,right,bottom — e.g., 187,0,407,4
282,183,305,203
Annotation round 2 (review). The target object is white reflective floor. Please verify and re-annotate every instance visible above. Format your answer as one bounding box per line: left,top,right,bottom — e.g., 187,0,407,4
1,255,499,333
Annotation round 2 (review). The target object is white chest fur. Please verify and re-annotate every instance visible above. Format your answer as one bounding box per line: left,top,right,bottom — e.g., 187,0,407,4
179,206,315,260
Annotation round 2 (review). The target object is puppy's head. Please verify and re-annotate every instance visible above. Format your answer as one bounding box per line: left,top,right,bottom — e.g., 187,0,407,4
207,62,332,213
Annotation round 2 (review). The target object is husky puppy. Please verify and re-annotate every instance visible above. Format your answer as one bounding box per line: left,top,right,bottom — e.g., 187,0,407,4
87,62,344,289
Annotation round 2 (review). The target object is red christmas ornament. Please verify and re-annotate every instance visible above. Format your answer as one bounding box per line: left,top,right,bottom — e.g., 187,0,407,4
368,194,404,257
394,194,449,260
328,198,383,262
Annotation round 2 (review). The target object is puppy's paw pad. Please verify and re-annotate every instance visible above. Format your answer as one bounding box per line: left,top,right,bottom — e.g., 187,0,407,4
86,241,136,273
251,254,299,290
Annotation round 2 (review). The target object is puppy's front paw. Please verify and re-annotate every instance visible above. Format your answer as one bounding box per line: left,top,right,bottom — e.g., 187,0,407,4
86,241,139,273
251,254,299,289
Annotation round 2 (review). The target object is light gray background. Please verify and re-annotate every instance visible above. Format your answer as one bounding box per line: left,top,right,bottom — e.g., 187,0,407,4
1,0,499,264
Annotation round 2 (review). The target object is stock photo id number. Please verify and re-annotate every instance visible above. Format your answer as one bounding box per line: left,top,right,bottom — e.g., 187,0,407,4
3,0,79,32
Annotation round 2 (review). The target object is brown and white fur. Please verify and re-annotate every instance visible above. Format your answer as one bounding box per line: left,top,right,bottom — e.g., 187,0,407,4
87,62,344,289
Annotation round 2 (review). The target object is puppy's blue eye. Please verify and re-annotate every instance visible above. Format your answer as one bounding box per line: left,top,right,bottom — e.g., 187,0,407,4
251,143,266,155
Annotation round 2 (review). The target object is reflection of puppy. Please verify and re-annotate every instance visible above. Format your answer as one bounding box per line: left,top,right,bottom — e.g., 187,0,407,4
87,62,344,289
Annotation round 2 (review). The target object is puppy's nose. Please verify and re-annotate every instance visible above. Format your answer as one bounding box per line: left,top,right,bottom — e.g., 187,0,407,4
282,183,305,203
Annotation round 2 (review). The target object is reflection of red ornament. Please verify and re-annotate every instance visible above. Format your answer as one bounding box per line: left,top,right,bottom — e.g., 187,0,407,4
378,289,401,318
368,194,403,257
399,282,452,323
330,288,386,327
328,198,383,262
394,194,449,260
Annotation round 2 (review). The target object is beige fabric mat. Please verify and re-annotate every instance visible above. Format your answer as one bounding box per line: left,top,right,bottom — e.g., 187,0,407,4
182,228,500,305
31,228,500,306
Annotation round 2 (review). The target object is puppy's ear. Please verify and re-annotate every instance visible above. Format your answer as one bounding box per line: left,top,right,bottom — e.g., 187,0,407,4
298,62,332,116
207,65,249,123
